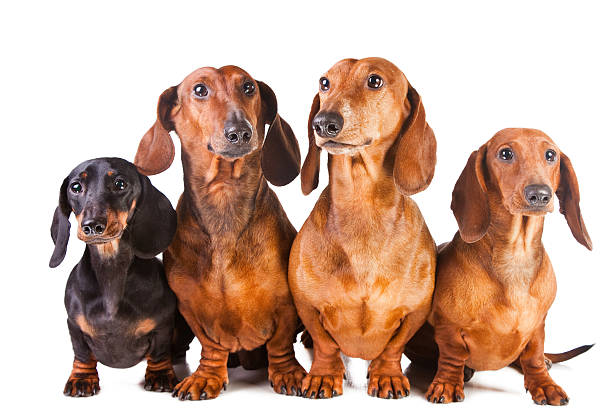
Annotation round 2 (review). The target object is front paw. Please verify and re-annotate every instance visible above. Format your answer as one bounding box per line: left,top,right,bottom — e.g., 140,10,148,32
301,373,343,399
527,381,569,406
368,373,411,399
64,374,100,397
172,372,226,401
145,367,178,392
426,380,464,404
269,363,306,396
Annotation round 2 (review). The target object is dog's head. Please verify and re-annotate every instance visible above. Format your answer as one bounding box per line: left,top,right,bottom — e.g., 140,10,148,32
451,128,591,249
301,57,436,196
134,66,300,186
49,158,177,267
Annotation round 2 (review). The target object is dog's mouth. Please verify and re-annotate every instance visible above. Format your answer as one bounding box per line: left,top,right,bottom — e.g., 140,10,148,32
507,199,554,216
207,143,256,161
320,139,372,155
77,231,124,245
77,221,126,244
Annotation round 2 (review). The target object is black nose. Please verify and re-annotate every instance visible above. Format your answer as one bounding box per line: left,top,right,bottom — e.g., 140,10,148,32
524,184,553,207
82,218,107,236
224,121,252,145
313,111,344,138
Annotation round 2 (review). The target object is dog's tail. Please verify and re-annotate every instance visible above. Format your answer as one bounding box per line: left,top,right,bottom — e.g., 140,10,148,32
545,344,594,364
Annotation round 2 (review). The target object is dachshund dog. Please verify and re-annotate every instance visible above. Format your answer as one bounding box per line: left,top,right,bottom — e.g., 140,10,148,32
289,57,437,399
412,129,592,405
49,158,178,397
134,66,305,400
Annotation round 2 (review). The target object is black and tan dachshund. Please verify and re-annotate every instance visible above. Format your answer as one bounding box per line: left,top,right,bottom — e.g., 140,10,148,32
50,157,179,397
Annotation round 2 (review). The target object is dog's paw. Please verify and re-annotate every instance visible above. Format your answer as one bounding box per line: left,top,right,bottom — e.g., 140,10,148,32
301,373,343,399
425,380,464,403
144,367,178,392
527,382,569,406
269,364,306,396
368,373,411,399
172,372,226,401
63,374,100,397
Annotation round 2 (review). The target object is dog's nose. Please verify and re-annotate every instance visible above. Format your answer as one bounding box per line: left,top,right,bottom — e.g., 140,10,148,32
313,111,344,138
82,218,107,236
524,184,552,207
224,120,252,145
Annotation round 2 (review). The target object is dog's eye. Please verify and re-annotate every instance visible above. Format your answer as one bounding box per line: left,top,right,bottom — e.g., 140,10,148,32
498,148,514,161
114,179,127,190
545,149,557,162
243,81,256,95
367,74,384,89
193,84,208,99
319,77,330,91
70,182,83,194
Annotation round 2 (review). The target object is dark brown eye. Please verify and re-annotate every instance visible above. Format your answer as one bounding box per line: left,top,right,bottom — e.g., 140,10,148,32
193,84,208,98
114,179,127,190
70,182,82,194
319,77,330,91
498,147,514,161
545,149,557,162
367,74,383,89
243,81,255,95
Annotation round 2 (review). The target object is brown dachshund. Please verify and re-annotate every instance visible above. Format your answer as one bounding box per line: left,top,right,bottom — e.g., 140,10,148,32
289,58,437,399
134,66,306,400
415,128,591,405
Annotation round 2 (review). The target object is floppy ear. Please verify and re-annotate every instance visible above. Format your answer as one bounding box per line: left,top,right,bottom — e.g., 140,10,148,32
300,94,321,195
556,152,592,250
257,81,301,186
134,86,178,176
393,86,437,196
49,177,71,268
451,145,490,243
129,174,177,258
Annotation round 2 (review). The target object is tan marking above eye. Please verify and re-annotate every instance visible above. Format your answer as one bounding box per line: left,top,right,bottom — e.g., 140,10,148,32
80,172,87,178
107,171,113,176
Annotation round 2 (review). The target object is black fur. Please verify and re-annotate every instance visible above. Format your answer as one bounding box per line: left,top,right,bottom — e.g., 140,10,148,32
50,158,179,372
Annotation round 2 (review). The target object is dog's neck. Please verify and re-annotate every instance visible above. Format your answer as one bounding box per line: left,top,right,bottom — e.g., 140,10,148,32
86,237,133,317
476,195,546,286
327,136,403,225
181,148,265,238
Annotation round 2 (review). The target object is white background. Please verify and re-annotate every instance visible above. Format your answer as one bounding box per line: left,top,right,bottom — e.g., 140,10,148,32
1,0,611,406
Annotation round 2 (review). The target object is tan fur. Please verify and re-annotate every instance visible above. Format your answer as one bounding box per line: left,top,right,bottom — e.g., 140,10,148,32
421,128,590,405
290,58,437,399
134,318,156,337
76,314,95,337
134,66,305,400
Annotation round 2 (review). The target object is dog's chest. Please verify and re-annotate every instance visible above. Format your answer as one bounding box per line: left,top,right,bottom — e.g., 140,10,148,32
459,259,556,370
170,237,289,351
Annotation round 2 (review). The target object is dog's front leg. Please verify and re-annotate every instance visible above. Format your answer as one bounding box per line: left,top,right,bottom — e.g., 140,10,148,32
64,319,99,397
521,321,569,406
367,311,425,399
298,305,345,399
172,333,229,401
266,303,306,396
144,325,178,392
426,324,469,403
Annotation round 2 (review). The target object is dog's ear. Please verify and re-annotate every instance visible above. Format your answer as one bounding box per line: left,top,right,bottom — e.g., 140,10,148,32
257,81,301,187
556,152,592,250
393,86,437,196
134,86,178,176
129,174,177,258
451,145,490,243
50,177,71,268
300,94,321,195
